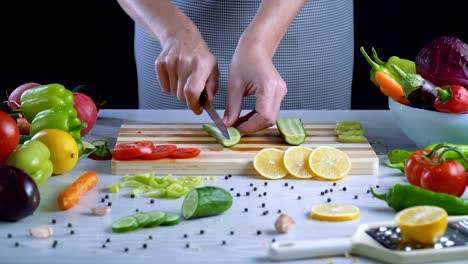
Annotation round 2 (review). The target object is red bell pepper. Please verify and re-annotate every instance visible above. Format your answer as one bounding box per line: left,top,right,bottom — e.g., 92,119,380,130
434,84,468,114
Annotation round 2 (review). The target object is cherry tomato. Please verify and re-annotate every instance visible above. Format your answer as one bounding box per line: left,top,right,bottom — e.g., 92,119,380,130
404,149,436,187
112,141,155,160
168,148,201,159
0,111,20,160
141,144,177,160
420,160,467,197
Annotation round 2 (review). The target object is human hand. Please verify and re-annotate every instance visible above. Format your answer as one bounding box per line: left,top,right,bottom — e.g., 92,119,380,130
156,31,219,115
224,45,287,135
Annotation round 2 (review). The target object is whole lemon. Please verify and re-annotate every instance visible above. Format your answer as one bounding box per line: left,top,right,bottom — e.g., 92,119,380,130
31,129,79,175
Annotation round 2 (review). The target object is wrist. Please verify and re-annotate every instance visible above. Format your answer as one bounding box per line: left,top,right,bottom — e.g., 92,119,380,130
237,30,276,59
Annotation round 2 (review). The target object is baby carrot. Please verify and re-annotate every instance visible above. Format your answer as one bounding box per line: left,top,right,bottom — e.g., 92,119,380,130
375,70,408,105
58,171,99,210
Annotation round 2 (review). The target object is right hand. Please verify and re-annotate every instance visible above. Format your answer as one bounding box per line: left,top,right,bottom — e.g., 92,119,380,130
155,31,219,115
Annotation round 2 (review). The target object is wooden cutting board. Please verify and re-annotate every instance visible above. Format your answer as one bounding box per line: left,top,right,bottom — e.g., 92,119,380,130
111,122,379,176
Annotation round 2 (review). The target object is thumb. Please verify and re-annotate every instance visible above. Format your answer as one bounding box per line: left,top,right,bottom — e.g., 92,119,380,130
224,78,244,127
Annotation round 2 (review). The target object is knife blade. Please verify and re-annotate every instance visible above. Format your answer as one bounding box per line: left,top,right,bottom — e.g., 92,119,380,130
199,90,231,140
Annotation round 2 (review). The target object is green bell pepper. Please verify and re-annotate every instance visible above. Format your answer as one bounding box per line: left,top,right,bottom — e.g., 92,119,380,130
4,139,53,187
371,47,416,84
20,83,74,123
29,105,86,139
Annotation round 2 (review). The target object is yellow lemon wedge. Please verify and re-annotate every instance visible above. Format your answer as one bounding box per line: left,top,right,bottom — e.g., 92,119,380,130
395,206,448,244
283,146,314,179
253,148,288,179
308,146,351,181
310,204,361,221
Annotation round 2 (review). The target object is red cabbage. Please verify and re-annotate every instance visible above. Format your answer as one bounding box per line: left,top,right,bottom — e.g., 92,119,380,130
415,36,468,87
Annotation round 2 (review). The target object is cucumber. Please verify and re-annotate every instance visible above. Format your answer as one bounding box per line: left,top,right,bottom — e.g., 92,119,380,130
335,121,362,133
337,134,366,143
112,216,139,233
160,213,181,226
182,186,233,220
131,212,152,227
82,141,96,154
202,124,241,148
335,129,365,136
144,211,167,228
276,118,306,146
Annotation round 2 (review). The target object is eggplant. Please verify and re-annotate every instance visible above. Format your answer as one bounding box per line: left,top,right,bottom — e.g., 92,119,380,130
391,64,438,111
0,166,40,222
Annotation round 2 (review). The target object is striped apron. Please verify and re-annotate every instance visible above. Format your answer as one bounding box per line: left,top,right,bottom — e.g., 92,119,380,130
134,0,354,110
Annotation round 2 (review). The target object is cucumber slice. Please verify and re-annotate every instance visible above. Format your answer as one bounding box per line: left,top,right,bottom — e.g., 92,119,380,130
160,213,181,226
202,124,241,148
276,118,306,145
335,129,365,136
112,216,139,233
91,140,108,147
144,211,167,228
335,121,362,132
337,135,366,143
82,141,96,154
131,212,152,227
182,186,233,220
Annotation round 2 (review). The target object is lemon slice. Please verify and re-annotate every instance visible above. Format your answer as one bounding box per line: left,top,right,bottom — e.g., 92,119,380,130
395,206,448,244
283,146,314,179
253,148,288,179
310,204,360,221
308,146,351,181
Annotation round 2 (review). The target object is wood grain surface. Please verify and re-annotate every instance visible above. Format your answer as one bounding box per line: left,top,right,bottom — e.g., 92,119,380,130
111,122,379,176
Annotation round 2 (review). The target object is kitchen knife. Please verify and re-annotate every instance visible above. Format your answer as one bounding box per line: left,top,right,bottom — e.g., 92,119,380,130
199,90,230,139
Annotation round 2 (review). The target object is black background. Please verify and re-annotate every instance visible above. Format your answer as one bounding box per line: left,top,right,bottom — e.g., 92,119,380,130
3,1,467,109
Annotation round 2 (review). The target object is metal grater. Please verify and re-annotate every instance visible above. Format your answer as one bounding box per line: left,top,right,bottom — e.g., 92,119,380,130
366,220,468,251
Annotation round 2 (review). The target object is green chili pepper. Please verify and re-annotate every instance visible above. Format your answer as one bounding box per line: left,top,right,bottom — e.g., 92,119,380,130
4,139,53,187
29,105,86,139
370,184,468,215
371,47,416,84
387,149,414,164
360,47,397,87
20,83,74,123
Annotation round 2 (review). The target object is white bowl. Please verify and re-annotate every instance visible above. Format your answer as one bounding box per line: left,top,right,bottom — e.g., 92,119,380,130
388,98,468,149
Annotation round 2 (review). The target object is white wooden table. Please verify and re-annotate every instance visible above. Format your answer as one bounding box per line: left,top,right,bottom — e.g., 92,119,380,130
1,109,466,264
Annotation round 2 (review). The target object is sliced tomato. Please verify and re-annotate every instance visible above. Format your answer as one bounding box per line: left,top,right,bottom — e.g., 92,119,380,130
112,141,155,160
141,144,178,160
168,148,201,159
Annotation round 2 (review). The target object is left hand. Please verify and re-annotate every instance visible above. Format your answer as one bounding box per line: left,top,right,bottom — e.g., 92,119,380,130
224,43,287,135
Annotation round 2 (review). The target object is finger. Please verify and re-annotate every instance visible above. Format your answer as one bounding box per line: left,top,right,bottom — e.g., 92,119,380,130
177,60,192,102
223,78,244,127
204,65,219,102
166,58,178,97
184,68,212,115
155,60,170,93
236,80,286,135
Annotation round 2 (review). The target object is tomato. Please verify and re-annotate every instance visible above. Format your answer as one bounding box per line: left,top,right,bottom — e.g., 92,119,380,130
0,111,20,160
404,150,437,187
141,144,177,160
420,160,467,197
112,141,155,160
168,148,201,159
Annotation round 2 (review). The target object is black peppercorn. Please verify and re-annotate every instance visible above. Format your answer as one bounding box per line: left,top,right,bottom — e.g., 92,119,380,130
105,194,109,199
327,198,331,203
376,185,380,188
246,192,250,196
183,234,188,238
124,247,129,252
108,202,112,206
228,174,232,178
148,235,153,240
101,198,105,203
143,243,147,249
277,209,282,213
70,230,75,235
263,192,267,196
290,186,294,190
272,238,276,243
150,199,155,204
264,182,268,186
67,223,72,228
253,187,257,191
136,209,139,212
320,192,324,196
51,219,56,224
102,244,106,248
244,208,248,212
106,238,111,243
324,189,328,194
262,210,269,215
333,182,337,186
258,194,262,197
185,243,190,248
230,231,234,235
225,176,229,180
7,233,12,239
257,230,262,235
261,203,265,208
330,189,333,192
222,240,226,245
250,183,253,187
236,193,241,197
200,230,205,235
230,188,234,191
354,195,358,199
14,242,19,247
298,196,301,200
284,183,288,187
130,194,135,198
343,187,347,191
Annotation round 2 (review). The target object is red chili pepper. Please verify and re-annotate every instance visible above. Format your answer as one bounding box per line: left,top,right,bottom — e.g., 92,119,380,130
434,84,468,114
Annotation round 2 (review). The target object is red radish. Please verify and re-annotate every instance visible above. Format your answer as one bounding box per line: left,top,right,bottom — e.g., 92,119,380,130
8,82,41,109
73,92,98,137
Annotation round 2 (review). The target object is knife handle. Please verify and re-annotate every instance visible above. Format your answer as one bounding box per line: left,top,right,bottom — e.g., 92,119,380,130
268,238,352,261
199,90,209,107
